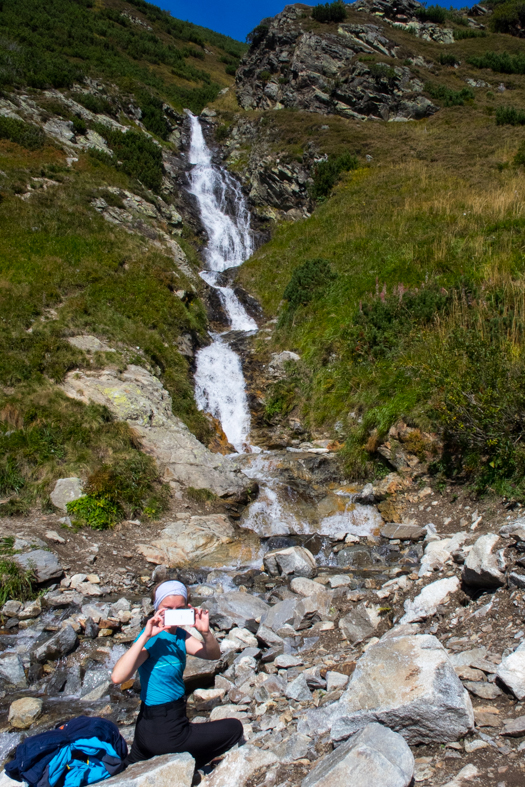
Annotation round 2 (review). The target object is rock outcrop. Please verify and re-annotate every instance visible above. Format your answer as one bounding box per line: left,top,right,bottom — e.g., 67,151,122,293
236,5,437,121
61,365,254,501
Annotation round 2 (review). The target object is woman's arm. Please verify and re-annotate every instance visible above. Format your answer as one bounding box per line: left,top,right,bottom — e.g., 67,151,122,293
111,611,164,684
185,608,221,660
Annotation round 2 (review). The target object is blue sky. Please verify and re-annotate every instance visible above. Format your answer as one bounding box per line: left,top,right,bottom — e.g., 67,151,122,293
158,0,470,42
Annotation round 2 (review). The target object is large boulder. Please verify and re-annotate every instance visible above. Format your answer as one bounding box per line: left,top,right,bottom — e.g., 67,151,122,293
103,752,194,787
8,698,43,730
462,534,506,589
339,604,380,645
61,366,254,501
0,653,27,688
13,549,63,583
264,546,317,578
204,591,270,632
199,745,279,787
33,624,78,663
299,634,474,745
496,642,525,700
302,723,414,787
400,576,460,624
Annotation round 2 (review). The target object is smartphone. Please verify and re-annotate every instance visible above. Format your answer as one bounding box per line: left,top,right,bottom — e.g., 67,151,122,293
164,608,195,627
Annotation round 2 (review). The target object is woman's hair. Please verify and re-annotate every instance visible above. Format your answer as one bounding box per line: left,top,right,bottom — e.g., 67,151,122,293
151,579,191,606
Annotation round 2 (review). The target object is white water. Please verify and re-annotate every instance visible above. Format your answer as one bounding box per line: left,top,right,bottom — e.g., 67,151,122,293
187,113,256,450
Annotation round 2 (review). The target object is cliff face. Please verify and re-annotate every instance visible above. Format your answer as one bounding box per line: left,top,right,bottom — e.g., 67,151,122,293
236,3,438,121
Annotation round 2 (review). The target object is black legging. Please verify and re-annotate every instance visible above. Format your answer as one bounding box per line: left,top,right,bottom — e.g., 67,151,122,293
126,698,244,770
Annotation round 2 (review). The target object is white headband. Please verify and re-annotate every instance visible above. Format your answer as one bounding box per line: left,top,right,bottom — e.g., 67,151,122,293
154,580,188,610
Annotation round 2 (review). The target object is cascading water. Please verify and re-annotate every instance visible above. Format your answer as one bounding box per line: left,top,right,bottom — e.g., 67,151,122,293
187,113,256,451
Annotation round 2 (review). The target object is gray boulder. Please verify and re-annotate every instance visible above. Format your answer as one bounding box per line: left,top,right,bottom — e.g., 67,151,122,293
103,752,194,787
198,745,279,787
272,733,311,763
294,590,334,630
204,592,269,632
339,604,380,645
260,597,299,632
302,723,414,787
8,698,43,730
286,673,313,702
34,624,78,663
300,634,474,745
0,653,27,688
462,533,506,589
50,477,85,512
496,642,525,699
13,550,63,583
264,546,317,578
400,576,459,624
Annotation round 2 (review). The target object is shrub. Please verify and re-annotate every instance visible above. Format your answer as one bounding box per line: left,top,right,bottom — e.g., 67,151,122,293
468,51,525,74
453,28,487,39
369,63,397,80
246,23,270,46
258,70,272,82
93,124,164,192
0,116,45,150
425,82,474,106
67,494,121,530
138,91,170,140
74,92,116,117
415,5,449,23
312,1,347,23
72,115,87,136
438,52,459,66
310,151,359,201
225,64,237,75
496,106,525,125
491,0,525,34
282,258,337,318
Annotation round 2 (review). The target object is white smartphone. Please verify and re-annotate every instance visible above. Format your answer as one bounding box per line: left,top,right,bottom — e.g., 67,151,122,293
164,608,195,627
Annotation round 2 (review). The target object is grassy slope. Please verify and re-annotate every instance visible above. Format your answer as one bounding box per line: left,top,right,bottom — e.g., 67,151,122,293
237,15,525,498
0,0,247,515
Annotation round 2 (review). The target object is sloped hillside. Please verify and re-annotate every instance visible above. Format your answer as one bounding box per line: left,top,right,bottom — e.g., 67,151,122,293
0,0,246,518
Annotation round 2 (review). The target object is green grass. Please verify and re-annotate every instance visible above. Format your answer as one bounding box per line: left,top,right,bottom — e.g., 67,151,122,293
0,537,37,605
496,106,525,125
0,117,46,151
468,50,525,75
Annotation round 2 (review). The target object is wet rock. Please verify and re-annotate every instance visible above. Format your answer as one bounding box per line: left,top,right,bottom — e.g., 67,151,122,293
13,549,63,583
264,546,317,578
301,634,474,744
50,477,85,512
34,624,78,662
200,744,279,787
104,752,194,787
0,653,27,688
137,515,246,567
286,672,313,702
302,723,414,787
61,366,253,501
8,697,43,729
204,591,269,631
400,576,459,624
84,617,99,638
19,598,42,620
339,603,380,645
496,642,525,699
81,669,111,701
462,534,506,589
1,600,22,617
335,544,372,569
381,524,424,540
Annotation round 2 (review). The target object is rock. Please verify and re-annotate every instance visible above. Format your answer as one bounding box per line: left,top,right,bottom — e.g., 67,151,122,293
219,627,258,653
2,600,22,617
45,530,66,544
208,704,249,722
328,575,352,588
50,477,85,512
184,655,221,686
400,576,459,624
272,733,311,763
84,617,99,638
508,572,525,589
8,697,43,729
0,653,27,688
13,549,63,583
301,634,474,744
463,681,502,700
263,546,317,578
204,592,269,631
199,744,278,787
285,673,312,702
500,715,525,737
192,688,226,709
261,597,299,633
419,533,468,577
294,590,333,630
103,752,194,787
268,351,301,378
290,577,327,597
67,335,115,353
81,669,111,701
439,764,479,787
462,534,505,589
339,604,380,645
61,366,253,501
326,671,350,692
274,654,303,668
137,515,254,568
496,642,525,699
19,597,42,620
301,723,414,787
34,624,78,662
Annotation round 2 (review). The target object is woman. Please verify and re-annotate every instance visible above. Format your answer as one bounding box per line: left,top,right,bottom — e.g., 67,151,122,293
111,579,243,769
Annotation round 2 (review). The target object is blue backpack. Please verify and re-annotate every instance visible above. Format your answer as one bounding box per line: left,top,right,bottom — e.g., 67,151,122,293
6,716,128,787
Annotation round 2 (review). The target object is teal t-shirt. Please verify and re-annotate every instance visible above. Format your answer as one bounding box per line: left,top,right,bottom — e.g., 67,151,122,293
137,628,188,706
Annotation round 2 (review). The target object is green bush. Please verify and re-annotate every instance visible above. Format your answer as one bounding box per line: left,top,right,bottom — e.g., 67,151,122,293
438,52,459,66
369,63,397,80
281,258,337,319
312,1,347,23
258,70,272,82
72,116,87,136
491,0,525,34
246,23,270,45
67,494,121,530
310,151,359,201
468,51,525,74
415,5,449,23
93,124,164,192
74,92,116,117
0,116,45,150
496,106,525,125
0,537,36,604
425,82,474,106
138,92,170,140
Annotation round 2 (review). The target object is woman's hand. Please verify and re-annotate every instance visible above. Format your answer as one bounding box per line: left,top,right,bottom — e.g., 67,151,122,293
192,607,210,635
144,611,166,640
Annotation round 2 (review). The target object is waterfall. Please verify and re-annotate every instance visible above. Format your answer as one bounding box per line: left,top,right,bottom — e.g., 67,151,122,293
187,113,256,451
